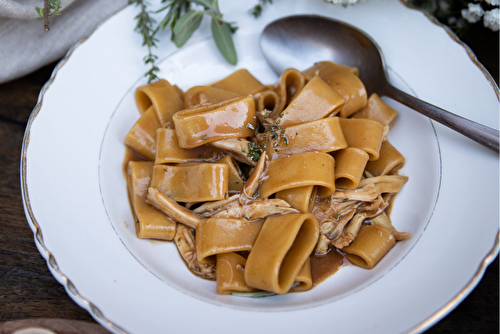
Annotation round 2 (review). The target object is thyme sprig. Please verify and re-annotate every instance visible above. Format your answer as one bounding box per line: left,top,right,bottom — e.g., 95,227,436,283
249,0,272,18
35,0,62,31
129,0,160,83
130,0,238,82
247,141,262,162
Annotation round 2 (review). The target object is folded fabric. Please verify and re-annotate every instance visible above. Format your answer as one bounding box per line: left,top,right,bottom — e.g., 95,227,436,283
0,0,127,84
0,0,76,19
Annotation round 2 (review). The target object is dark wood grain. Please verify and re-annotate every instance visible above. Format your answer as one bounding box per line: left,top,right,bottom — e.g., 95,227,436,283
0,26,497,333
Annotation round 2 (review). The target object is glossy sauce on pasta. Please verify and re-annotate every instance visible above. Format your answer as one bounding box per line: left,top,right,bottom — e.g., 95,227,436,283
123,62,410,296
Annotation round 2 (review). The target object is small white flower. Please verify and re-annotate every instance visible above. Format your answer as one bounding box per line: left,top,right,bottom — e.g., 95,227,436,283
484,8,500,31
461,3,485,23
484,0,499,6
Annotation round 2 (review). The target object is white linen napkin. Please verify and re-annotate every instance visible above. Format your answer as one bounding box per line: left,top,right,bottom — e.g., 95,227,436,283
0,0,127,84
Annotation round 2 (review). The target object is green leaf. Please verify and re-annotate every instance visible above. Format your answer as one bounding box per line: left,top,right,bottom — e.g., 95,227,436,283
35,7,44,18
190,0,218,12
172,10,204,47
155,3,174,13
210,18,237,65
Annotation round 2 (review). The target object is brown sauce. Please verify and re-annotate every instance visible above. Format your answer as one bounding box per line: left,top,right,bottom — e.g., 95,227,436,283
310,247,348,287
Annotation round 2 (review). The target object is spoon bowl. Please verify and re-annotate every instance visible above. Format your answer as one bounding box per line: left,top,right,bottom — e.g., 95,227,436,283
260,15,499,152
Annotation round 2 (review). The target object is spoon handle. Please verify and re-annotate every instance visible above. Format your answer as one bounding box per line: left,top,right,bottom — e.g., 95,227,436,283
386,84,499,153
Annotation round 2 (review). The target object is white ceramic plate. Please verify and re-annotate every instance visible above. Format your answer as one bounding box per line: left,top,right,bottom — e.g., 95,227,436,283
22,0,499,333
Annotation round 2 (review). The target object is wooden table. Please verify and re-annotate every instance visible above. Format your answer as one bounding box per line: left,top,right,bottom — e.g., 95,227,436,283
0,24,498,334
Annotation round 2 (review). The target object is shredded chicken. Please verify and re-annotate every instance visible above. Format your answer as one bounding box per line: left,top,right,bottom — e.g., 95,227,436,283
239,152,268,205
332,175,408,202
146,187,203,229
315,234,331,254
206,198,298,220
333,212,366,249
313,198,359,237
174,224,215,280
147,152,408,262
194,153,293,220
313,175,410,253
193,194,240,214
371,212,411,241
148,153,276,226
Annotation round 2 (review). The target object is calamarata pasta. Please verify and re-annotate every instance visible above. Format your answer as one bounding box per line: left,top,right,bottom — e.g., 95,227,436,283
123,61,410,296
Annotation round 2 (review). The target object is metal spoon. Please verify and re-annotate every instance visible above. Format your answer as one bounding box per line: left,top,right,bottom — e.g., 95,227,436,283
260,15,499,152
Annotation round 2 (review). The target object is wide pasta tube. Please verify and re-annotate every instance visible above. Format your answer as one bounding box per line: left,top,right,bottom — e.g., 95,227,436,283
351,93,398,126
183,85,242,109
333,147,370,189
173,95,257,149
123,62,410,294
289,257,313,292
216,252,314,294
273,68,306,116
216,252,258,295
256,117,347,160
124,106,160,161
259,151,336,198
365,140,405,176
302,61,367,118
196,218,263,262
127,161,176,240
245,213,319,294
150,163,228,202
338,118,385,161
275,185,317,213
276,76,345,126
211,69,268,95
134,79,184,128
155,128,223,164
214,155,245,193
342,224,396,269
255,89,280,116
